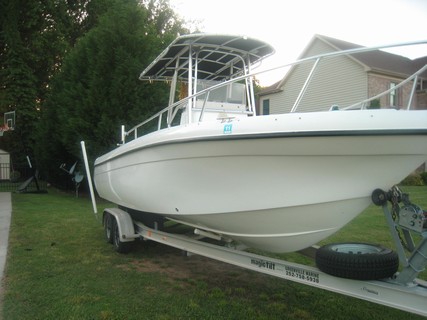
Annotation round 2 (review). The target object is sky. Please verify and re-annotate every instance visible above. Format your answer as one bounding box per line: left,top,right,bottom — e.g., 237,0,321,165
169,0,427,85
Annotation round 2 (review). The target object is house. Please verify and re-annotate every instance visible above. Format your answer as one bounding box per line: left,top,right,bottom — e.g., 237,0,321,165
0,149,10,180
258,34,427,115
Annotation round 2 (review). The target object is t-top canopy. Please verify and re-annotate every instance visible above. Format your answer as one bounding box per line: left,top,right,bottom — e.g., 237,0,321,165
139,33,275,82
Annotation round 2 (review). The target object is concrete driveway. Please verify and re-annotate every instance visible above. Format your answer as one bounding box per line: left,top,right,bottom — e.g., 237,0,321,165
0,193,11,319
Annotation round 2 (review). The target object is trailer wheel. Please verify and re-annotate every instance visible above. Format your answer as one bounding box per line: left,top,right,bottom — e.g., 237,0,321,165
315,243,398,280
104,212,113,244
112,217,132,254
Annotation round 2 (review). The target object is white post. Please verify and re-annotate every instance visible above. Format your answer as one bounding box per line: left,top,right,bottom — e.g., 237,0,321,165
120,125,126,145
80,141,98,218
26,156,32,168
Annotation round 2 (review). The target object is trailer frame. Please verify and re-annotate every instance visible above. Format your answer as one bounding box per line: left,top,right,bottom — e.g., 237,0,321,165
103,206,427,317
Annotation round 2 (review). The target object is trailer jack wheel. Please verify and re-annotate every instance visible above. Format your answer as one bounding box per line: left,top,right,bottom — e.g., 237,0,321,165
315,243,399,280
112,217,133,254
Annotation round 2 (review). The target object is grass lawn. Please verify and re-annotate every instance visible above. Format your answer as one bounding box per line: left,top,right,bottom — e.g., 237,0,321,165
1,186,427,320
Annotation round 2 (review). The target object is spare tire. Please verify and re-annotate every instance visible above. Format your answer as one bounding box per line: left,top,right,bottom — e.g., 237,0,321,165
315,243,399,280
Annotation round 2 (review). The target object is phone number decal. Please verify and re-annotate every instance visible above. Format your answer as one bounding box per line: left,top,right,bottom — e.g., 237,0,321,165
284,266,319,283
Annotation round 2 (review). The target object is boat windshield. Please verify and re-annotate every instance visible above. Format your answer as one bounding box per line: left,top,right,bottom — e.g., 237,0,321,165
196,80,246,105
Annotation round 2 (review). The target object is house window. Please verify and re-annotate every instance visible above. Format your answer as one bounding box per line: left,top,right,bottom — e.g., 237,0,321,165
389,82,398,107
262,99,270,115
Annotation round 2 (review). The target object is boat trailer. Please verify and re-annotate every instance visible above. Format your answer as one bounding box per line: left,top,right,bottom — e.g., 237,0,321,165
101,186,427,317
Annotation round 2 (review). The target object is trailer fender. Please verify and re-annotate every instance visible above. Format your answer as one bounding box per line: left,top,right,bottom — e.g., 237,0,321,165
103,208,136,242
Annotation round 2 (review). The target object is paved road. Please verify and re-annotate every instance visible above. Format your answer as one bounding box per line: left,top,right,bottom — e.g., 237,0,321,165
0,193,11,319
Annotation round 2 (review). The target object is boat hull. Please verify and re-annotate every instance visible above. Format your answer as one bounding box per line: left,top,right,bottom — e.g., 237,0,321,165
94,110,427,252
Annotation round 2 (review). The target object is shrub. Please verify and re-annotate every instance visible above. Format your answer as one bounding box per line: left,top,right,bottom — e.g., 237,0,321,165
368,99,381,109
400,173,424,186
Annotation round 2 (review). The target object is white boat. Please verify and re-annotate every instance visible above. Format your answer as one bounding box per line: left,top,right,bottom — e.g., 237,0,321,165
94,34,427,253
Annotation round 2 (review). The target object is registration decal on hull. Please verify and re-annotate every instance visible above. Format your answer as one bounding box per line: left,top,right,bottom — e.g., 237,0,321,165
223,123,233,134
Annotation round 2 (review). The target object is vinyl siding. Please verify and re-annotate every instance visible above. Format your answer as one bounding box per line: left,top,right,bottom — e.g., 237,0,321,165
267,39,368,114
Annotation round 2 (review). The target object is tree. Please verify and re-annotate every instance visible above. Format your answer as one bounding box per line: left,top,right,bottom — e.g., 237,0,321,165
0,0,112,166
36,0,188,185
1,0,44,163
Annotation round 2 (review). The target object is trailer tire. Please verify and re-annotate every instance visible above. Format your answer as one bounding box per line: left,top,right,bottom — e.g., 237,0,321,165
112,217,132,254
104,212,113,244
315,243,398,280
